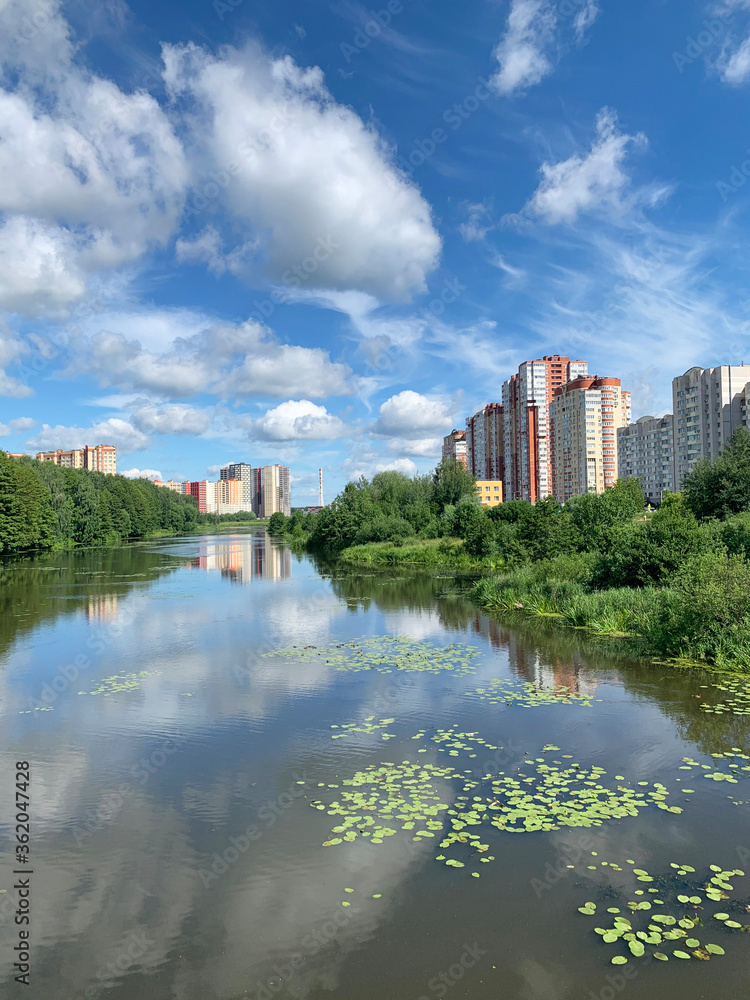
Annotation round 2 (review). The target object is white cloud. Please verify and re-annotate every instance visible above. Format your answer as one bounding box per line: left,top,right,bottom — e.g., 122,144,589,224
374,390,454,437
9,416,36,431
522,109,647,224
250,400,347,441
28,418,149,454
0,424,8,436
121,468,163,480
459,202,493,243
491,0,557,96
0,328,32,397
375,458,418,476
162,41,440,301
573,0,600,40
130,401,213,437
67,309,352,399
714,2,750,84
0,1,189,316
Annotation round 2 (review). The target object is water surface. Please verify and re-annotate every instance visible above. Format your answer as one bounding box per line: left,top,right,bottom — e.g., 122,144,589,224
1,531,748,1000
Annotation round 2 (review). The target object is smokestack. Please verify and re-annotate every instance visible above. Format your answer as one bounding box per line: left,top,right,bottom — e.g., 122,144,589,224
319,468,324,507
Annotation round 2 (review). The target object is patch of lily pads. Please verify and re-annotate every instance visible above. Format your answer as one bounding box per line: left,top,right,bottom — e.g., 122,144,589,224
78,670,160,696
331,718,398,740
465,677,595,708
309,761,458,846
678,752,750,785
263,636,481,675
576,860,749,966
698,677,750,716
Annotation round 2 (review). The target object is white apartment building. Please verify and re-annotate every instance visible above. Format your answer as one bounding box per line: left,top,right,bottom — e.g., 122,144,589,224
617,415,676,504
673,365,750,485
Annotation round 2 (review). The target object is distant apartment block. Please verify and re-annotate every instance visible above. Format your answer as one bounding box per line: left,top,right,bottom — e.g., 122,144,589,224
220,462,254,506
617,415,676,504
474,480,503,507
185,480,217,514
550,375,631,501
673,365,750,485
154,480,186,493
503,356,589,502
255,464,291,518
36,444,117,474
442,429,468,469
466,404,505,482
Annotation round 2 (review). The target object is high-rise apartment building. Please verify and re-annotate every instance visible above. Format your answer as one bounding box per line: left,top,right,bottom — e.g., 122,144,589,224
220,462,253,506
36,444,117,474
155,480,186,493
185,481,217,513
466,404,505,482
617,415,676,504
217,478,242,506
503,356,588,501
673,365,750,485
442,429,468,469
550,376,631,501
253,465,291,517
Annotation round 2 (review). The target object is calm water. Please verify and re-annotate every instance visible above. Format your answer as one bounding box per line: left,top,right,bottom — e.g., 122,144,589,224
0,531,748,1000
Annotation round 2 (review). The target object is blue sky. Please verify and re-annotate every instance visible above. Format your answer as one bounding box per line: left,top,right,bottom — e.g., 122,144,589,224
2,0,750,501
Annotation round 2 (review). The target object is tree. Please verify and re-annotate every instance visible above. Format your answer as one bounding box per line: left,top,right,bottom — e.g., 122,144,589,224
683,427,750,520
430,461,477,515
268,512,288,535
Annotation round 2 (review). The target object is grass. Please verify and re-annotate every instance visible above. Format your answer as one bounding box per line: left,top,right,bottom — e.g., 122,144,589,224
337,537,493,569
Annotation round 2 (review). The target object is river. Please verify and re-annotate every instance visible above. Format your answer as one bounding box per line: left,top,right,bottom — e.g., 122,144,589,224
1,531,748,1000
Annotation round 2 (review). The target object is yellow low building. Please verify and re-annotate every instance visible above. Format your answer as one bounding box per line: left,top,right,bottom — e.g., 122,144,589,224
475,480,503,507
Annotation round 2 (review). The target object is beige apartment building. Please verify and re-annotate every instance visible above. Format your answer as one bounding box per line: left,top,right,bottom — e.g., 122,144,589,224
254,465,291,517
550,376,631,501
466,404,504,482
442,429,468,469
673,365,750,485
503,355,589,501
617,415,676,504
36,444,117,474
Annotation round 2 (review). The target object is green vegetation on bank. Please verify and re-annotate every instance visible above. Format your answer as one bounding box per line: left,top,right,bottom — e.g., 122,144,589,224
0,450,205,554
270,428,750,671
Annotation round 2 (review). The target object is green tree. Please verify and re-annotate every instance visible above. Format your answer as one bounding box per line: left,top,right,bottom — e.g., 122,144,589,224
429,461,477,515
268,512,288,535
683,427,750,520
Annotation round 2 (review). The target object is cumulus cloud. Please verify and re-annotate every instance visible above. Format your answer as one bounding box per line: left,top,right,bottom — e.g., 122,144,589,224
8,416,36,431
121,468,163,480
250,400,347,441
0,329,32,397
28,418,149,454
491,0,557,96
67,309,352,399
522,109,647,224
130,401,212,436
374,391,454,437
375,458,418,476
163,41,440,301
0,1,189,316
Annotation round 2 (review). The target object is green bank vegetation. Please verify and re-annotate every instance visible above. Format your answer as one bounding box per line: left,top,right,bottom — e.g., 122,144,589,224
269,429,750,672
0,450,259,555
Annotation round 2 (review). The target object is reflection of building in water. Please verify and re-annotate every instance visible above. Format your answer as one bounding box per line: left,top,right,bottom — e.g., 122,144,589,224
187,535,291,584
86,594,119,620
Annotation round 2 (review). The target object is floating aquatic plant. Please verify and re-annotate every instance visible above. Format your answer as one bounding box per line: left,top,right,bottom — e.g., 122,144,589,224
331,718,398,740
698,677,750,716
678,753,750,785
576,861,749,966
263,636,480,675
465,677,595,708
78,670,160,696
310,761,458,846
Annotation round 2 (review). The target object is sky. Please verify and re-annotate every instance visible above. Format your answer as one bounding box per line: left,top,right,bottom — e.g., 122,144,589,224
2,0,750,502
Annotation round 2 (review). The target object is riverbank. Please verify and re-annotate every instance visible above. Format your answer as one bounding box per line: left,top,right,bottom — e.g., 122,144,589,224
336,537,489,569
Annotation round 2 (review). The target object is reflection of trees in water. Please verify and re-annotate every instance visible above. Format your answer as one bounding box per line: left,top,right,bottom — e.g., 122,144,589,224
0,546,183,664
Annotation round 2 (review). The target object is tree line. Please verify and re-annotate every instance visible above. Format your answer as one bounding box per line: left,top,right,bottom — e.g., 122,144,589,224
0,451,205,555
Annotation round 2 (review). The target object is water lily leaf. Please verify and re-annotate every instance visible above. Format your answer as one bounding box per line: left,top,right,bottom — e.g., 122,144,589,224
653,952,669,962
705,944,725,955
611,956,628,966
673,951,691,960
